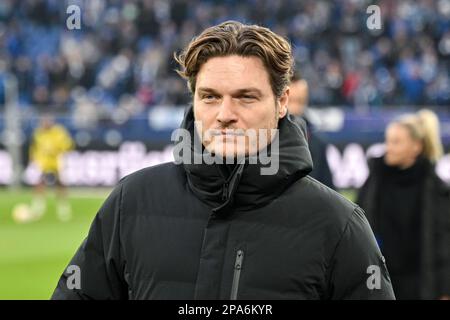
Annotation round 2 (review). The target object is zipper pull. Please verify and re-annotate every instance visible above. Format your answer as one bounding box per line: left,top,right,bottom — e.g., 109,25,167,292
234,249,244,269
222,182,229,201
230,249,245,300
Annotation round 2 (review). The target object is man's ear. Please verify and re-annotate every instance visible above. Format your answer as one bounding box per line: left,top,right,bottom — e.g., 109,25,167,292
278,87,289,119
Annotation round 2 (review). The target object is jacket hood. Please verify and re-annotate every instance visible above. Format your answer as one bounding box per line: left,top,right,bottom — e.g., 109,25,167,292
175,106,313,214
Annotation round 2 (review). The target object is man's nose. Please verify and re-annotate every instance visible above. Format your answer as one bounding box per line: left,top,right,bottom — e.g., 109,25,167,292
216,97,238,125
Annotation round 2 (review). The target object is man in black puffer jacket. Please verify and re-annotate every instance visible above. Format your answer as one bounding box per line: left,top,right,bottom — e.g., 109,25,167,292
52,21,395,300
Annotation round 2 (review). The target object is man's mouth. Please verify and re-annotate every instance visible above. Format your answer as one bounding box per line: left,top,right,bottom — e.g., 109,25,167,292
211,129,246,136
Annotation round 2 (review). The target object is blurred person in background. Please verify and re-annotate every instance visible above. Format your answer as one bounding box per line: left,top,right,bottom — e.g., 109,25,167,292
29,115,74,222
288,72,335,189
357,109,450,300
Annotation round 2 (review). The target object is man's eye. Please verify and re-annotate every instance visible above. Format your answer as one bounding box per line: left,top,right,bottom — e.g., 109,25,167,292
202,95,218,102
241,95,256,102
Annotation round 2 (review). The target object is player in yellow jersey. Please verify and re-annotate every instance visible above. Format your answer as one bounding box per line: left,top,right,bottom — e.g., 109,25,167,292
29,115,74,221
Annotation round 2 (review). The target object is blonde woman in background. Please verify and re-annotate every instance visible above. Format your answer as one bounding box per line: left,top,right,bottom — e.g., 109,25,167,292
357,109,450,300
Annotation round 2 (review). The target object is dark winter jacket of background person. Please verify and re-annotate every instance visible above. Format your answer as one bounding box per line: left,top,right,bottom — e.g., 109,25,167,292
294,115,335,190
51,106,395,300
357,156,450,299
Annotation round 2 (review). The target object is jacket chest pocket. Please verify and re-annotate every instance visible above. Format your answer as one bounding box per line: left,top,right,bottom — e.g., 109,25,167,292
228,246,324,300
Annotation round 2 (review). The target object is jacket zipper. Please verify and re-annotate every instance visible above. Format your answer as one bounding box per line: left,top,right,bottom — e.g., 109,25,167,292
230,249,244,300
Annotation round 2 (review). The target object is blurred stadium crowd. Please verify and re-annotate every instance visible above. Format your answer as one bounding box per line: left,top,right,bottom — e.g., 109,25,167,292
0,0,449,127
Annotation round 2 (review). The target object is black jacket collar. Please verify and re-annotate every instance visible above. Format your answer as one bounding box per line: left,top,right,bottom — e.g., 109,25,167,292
176,106,313,214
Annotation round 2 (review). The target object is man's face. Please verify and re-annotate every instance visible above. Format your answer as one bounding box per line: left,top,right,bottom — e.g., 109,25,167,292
193,55,288,158
287,79,308,116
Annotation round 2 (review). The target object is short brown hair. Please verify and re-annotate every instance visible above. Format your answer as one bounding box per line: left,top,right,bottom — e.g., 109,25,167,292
174,20,294,98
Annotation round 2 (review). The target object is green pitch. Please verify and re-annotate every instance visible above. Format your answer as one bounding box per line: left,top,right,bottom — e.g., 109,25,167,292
0,188,109,300
0,187,356,300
